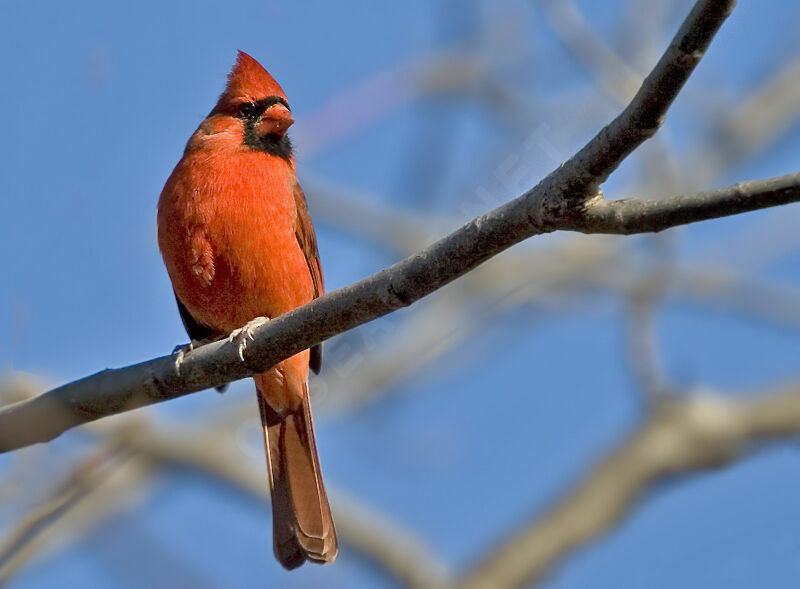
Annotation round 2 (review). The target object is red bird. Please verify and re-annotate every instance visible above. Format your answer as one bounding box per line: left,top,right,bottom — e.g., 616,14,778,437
157,51,337,569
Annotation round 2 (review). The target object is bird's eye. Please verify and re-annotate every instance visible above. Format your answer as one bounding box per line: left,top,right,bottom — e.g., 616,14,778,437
239,102,261,118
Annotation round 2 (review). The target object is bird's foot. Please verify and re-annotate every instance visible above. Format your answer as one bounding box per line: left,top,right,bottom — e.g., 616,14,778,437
172,338,215,375
228,316,270,362
171,341,196,377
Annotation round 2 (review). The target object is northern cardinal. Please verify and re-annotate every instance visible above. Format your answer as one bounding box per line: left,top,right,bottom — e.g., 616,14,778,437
157,51,337,569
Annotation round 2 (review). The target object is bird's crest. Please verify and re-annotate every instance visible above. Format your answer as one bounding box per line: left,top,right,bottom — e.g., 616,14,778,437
214,51,287,111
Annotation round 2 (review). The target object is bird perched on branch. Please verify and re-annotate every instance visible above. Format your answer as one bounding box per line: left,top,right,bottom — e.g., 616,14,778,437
157,51,337,569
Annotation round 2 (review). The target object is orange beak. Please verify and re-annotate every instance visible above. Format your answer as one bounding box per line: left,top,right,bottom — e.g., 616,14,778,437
256,103,294,135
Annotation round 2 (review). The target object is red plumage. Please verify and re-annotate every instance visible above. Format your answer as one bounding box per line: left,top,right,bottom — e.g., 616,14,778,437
157,51,336,569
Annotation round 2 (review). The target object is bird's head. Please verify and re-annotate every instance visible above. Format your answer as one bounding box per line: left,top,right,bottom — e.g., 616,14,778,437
209,51,295,158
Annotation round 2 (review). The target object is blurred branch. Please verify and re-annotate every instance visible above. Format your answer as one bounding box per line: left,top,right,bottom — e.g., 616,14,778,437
0,375,450,589
663,264,800,328
332,493,453,589
538,0,642,103
625,275,672,401
457,385,800,589
317,238,625,416
303,177,435,254
619,0,674,68
4,0,789,454
712,57,800,167
117,426,452,589
0,444,135,583
294,46,491,158
292,52,436,157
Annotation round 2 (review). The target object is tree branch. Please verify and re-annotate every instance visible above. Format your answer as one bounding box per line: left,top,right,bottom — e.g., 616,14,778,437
2,0,787,455
570,173,800,234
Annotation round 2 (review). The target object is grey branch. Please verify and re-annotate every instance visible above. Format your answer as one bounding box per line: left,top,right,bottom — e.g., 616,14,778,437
570,173,800,235
3,0,795,455
455,386,800,589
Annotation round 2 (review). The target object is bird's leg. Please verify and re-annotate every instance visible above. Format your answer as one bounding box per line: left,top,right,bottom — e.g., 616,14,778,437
228,316,270,362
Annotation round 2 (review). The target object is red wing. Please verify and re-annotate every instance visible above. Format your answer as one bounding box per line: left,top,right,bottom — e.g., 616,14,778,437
294,183,324,374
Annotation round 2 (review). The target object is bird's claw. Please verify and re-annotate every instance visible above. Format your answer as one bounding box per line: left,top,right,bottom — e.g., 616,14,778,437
171,341,195,377
228,316,270,362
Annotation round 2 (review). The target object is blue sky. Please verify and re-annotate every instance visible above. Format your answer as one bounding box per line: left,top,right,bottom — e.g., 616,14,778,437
2,1,800,588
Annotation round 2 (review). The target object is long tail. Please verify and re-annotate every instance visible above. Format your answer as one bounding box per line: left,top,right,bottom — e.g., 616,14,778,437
255,382,337,569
